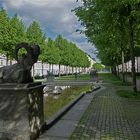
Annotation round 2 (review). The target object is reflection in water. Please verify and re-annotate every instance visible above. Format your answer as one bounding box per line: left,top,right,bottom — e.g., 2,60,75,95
44,85,91,120
53,95,59,99
43,86,70,98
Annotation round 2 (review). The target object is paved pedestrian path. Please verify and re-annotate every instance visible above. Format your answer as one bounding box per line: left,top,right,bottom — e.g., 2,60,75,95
70,84,140,140
38,83,140,140
38,85,102,140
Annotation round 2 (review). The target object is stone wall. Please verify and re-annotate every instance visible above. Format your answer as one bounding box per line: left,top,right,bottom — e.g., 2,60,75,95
0,83,45,140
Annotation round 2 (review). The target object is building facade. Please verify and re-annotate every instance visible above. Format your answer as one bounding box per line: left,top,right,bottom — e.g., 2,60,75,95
117,57,140,73
0,54,91,76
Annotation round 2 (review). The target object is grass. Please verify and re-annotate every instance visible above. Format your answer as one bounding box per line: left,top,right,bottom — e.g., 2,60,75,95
136,76,140,79
99,73,140,99
117,90,140,99
99,73,132,86
44,85,91,120
55,74,90,81
99,73,120,82
34,74,90,81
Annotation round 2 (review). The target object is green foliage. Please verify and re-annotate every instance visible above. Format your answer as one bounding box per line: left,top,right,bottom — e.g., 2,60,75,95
117,90,140,99
104,66,111,71
9,14,26,58
99,73,131,86
99,73,121,82
74,0,140,67
0,8,10,54
0,8,90,69
26,21,45,45
40,34,90,69
26,21,46,61
0,9,10,59
54,35,90,68
134,47,140,56
92,63,103,71
0,9,25,59
74,0,140,92
42,38,60,64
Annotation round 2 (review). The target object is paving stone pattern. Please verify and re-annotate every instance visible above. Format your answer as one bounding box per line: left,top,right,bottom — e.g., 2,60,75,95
70,85,140,140
38,90,97,140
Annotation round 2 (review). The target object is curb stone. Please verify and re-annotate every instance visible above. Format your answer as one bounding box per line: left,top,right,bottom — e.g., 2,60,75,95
41,85,101,132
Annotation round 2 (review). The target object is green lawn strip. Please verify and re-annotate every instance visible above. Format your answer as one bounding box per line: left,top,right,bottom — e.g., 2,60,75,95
55,74,90,81
44,85,91,120
136,76,140,79
116,89,140,99
99,73,132,86
99,73,140,99
55,75,75,80
99,73,120,82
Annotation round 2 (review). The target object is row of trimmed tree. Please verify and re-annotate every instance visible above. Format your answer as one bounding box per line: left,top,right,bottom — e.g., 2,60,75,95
0,8,90,75
74,0,140,92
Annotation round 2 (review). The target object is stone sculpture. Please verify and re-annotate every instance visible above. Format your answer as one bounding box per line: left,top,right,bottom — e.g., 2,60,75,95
46,70,54,82
90,69,98,81
0,42,40,83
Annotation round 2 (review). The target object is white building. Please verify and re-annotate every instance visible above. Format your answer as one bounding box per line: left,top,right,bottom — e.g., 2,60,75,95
0,54,89,76
87,55,96,68
117,57,140,73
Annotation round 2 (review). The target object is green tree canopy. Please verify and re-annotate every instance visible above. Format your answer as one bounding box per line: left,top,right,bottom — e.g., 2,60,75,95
92,63,103,71
0,8,11,59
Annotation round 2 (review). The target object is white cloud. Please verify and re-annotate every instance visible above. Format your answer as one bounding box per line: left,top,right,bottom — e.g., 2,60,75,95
2,0,80,32
1,0,96,59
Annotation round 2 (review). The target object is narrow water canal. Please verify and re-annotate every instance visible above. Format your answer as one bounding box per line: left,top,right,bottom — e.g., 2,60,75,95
43,85,91,120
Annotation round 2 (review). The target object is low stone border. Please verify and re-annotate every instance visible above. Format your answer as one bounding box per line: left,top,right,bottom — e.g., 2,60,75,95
86,85,101,94
41,85,101,132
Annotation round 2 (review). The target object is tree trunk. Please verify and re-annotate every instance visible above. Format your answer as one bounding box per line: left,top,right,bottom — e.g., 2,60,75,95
129,18,137,92
69,66,71,74
121,51,125,83
42,62,44,77
58,64,61,77
66,66,68,75
84,67,86,73
117,65,119,77
125,62,128,82
76,67,77,73
32,65,35,78
112,66,115,75
10,59,12,65
78,67,80,73
137,57,138,73
6,53,9,66
65,66,67,75
52,64,54,73
72,67,74,75
49,64,51,72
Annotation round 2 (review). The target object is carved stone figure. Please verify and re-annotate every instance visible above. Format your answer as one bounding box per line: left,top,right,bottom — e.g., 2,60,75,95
90,69,98,81
0,42,40,83
46,70,54,82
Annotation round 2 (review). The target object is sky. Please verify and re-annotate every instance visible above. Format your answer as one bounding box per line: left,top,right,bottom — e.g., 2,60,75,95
0,0,96,59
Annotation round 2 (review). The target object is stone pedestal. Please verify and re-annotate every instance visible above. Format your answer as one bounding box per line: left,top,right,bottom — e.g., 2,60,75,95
46,73,54,82
0,82,45,140
89,70,98,82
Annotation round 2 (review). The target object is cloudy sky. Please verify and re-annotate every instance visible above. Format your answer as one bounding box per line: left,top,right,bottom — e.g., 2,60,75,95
0,0,96,59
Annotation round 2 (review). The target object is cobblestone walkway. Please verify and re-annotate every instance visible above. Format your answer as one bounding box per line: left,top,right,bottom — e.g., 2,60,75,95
70,85,140,140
